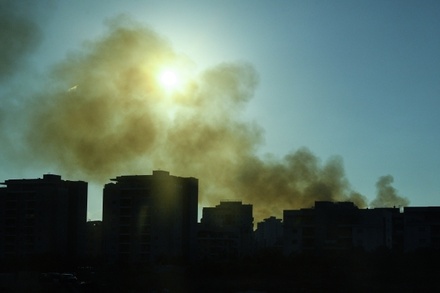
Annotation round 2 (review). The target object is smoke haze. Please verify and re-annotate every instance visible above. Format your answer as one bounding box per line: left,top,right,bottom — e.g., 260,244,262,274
2,16,409,220
0,0,42,81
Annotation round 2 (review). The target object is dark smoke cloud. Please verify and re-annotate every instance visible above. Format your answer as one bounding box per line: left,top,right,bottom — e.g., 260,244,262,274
4,16,407,221
370,175,410,208
0,0,43,81
230,150,368,218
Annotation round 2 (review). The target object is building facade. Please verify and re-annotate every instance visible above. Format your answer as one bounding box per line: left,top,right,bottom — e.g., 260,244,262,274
403,207,440,252
0,174,87,263
283,201,403,254
102,171,198,264
255,216,283,251
354,208,403,252
198,201,254,259
85,220,103,261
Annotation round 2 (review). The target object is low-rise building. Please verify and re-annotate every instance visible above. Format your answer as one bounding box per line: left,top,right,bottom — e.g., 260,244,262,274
198,201,254,259
284,201,402,254
255,216,283,251
85,220,103,261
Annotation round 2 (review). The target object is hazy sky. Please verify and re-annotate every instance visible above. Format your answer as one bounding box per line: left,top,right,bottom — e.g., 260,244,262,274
1,0,439,220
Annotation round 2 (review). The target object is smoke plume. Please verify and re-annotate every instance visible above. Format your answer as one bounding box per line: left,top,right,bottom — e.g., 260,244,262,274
4,16,408,220
370,175,410,208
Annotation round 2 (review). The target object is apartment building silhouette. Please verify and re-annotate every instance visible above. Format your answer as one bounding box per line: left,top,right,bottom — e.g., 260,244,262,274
102,170,198,264
3,171,440,270
0,174,87,264
255,216,283,250
283,201,412,254
404,207,440,251
198,201,254,259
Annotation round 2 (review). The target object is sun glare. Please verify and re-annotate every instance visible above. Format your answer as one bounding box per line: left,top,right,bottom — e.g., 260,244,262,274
159,69,179,89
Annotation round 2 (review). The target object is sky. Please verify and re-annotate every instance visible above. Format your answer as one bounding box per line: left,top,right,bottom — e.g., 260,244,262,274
1,0,439,221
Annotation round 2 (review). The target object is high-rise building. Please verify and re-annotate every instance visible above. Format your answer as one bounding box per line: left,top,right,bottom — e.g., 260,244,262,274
0,174,87,264
198,201,254,259
102,170,198,264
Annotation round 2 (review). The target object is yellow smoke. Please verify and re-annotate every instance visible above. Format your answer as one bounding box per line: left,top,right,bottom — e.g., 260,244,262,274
8,17,409,221
370,175,409,208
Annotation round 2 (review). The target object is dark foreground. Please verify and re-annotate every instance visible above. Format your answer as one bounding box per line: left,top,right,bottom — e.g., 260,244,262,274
1,250,439,293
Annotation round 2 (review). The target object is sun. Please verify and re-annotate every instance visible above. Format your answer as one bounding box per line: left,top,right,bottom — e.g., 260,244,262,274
159,69,179,90
156,62,194,94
